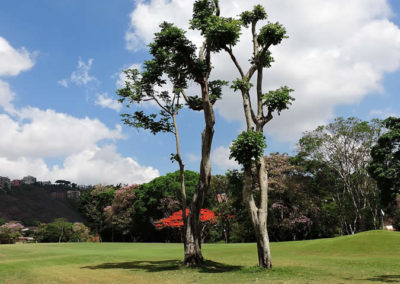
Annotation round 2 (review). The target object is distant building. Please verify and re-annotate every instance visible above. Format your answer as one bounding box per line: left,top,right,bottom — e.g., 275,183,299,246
0,176,11,191
11,180,21,187
51,191,67,200
67,190,81,200
39,181,51,186
21,175,37,185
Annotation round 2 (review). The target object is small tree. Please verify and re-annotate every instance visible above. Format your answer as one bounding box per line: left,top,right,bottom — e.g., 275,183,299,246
104,184,137,241
79,185,115,240
0,222,24,244
71,222,90,242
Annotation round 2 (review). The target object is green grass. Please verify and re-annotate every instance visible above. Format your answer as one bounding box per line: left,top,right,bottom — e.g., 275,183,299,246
0,230,399,283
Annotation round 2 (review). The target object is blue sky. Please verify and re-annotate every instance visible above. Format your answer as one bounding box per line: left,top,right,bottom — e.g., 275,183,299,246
1,0,399,185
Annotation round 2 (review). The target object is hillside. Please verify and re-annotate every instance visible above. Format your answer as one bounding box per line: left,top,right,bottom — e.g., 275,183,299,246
0,185,85,224
0,230,399,283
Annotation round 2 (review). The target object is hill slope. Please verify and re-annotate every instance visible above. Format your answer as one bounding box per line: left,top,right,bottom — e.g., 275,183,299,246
0,230,399,283
0,185,84,224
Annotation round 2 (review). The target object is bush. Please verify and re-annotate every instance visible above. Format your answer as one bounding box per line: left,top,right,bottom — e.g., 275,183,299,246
0,222,24,244
35,219,90,243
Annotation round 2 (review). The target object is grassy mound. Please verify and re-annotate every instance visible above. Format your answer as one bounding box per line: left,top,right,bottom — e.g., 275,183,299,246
0,230,399,283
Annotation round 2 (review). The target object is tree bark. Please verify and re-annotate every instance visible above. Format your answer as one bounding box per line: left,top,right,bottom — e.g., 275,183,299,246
184,80,214,266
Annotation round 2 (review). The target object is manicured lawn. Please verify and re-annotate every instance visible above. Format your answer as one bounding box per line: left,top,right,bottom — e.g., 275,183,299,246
0,230,399,283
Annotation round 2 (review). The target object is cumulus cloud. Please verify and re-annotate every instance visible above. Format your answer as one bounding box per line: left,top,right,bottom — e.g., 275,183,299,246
95,93,122,112
0,37,158,184
0,37,34,76
0,38,34,114
0,81,16,114
0,145,159,185
211,145,240,172
126,0,400,142
0,104,159,184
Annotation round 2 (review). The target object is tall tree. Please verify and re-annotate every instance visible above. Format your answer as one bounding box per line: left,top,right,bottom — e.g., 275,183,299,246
118,0,239,266
297,117,382,234
369,116,400,212
219,5,294,268
117,54,189,244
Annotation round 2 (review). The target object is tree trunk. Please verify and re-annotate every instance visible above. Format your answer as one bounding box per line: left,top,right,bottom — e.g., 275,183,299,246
184,212,203,265
183,80,214,266
243,161,272,269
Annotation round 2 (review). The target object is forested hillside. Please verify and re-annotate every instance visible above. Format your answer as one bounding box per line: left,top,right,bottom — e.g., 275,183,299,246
0,185,84,225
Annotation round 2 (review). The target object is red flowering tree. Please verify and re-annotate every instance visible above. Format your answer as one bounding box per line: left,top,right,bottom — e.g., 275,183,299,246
154,209,217,242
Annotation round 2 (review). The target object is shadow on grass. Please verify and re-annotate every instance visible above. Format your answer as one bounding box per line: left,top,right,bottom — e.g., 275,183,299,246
82,259,242,274
364,275,400,283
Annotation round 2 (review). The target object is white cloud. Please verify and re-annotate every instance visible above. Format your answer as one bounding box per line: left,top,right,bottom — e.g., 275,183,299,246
0,105,159,184
95,92,122,112
0,107,123,159
0,80,16,114
58,79,68,88
0,37,159,185
211,145,240,172
70,58,96,86
126,0,400,142
368,108,399,119
0,37,34,76
0,145,159,185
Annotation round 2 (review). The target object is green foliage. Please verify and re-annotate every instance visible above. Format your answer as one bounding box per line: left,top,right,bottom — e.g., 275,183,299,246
229,131,266,168
240,5,267,27
263,86,294,115
132,171,199,241
231,78,253,93
121,111,173,135
191,0,241,51
260,50,274,68
185,80,228,110
104,185,138,238
297,117,383,234
70,222,90,242
258,22,287,47
79,185,115,236
368,116,400,207
0,222,23,244
190,0,218,33
205,17,242,51
35,219,90,243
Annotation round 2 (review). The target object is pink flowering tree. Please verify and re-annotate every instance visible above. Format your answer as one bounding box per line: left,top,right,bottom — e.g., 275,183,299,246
0,221,24,244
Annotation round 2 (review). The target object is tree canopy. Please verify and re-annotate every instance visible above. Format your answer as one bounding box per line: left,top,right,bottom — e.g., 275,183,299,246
369,117,400,209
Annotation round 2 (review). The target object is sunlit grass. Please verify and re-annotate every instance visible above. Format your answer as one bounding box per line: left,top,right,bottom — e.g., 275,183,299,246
0,230,399,283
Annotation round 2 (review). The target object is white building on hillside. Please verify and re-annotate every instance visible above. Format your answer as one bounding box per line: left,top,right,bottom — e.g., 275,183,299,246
21,175,37,185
